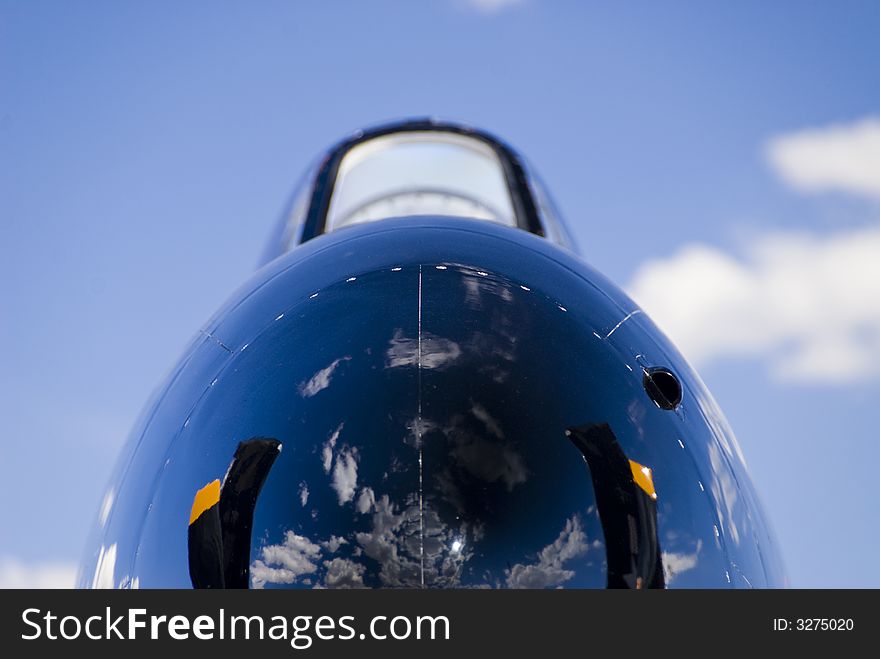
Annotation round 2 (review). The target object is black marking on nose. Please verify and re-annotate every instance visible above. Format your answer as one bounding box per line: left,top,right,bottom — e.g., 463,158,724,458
188,438,281,589
566,423,665,589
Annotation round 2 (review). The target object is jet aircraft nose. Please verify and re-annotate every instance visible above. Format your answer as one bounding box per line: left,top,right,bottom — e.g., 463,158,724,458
230,259,665,589
80,217,784,589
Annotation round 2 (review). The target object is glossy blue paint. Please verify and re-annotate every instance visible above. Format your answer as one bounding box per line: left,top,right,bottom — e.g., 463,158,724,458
79,215,786,588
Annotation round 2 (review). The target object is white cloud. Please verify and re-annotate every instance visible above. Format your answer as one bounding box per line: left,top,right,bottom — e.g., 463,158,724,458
356,487,376,514
471,402,504,438
321,558,366,589
298,357,350,398
355,494,416,587
505,515,589,589
385,329,462,370
460,0,523,14
321,424,343,474
331,446,359,505
662,550,699,584
319,423,360,505
320,536,348,553
0,557,77,589
627,225,880,384
251,532,322,589
766,117,880,199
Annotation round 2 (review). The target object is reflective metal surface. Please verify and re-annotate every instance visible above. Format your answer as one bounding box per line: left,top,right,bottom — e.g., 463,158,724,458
79,216,786,589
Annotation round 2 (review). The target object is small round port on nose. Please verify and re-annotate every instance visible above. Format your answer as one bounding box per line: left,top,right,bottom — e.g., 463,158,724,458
643,367,682,410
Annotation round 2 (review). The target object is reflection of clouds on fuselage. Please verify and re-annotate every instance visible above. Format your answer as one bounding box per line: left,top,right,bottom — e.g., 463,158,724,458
470,402,503,438
250,452,487,588
464,330,517,384
439,406,529,496
355,486,376,514
424,403,528,526
251,531,322,589
459,267,514,309
356,491,472,588
298,356,350,397
251,534,359,589
354,493,420,587
707,441,741,546
385,329,462,370
331,446,359,504
321,424,342,474
662,540,701,585
320,423,359,505
505,515,591,589
92,543,117,589
626,398,649,444
250,350,602,589
457,269,522,384
321,536,348,553
320,557,366,589
90,542,139,589
385,268,522,383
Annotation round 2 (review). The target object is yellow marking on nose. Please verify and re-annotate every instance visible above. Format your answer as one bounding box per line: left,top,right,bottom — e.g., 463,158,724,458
189,479,221,525
629,460,657,500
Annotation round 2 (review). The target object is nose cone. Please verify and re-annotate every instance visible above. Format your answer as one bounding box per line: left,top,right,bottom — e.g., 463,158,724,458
82,218,785,589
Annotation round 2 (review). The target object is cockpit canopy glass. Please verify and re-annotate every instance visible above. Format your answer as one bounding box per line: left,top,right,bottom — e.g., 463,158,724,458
325,131,517,231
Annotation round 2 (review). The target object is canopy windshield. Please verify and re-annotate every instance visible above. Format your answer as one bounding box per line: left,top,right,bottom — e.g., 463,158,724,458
325,131,516,230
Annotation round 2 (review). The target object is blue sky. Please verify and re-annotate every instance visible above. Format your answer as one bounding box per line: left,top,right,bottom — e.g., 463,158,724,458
2,0,879,587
